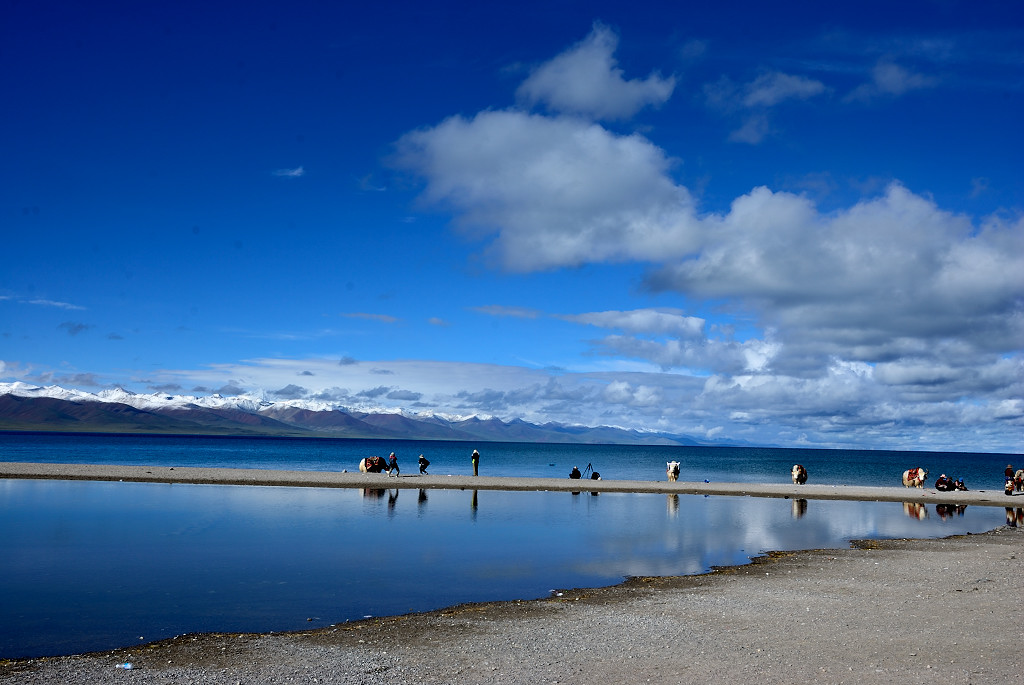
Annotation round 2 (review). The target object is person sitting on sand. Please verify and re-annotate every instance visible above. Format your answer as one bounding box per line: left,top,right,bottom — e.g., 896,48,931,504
935,474,954,491
569,466,581,479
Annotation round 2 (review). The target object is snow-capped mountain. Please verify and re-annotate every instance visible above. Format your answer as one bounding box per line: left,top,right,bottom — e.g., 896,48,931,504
0,382,703,446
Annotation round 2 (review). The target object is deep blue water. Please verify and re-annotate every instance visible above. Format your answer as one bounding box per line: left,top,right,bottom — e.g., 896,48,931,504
2,431,1019,490
1,433,1020,659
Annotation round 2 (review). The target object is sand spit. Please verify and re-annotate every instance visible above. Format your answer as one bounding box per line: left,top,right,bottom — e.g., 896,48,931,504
2,461,1020,507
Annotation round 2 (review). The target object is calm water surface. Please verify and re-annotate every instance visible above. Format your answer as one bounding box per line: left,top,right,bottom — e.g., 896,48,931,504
0,477,1010,659
1,433,1020,658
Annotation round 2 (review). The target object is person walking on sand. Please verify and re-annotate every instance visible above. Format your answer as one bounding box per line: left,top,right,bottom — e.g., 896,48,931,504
471,449,480,476
418,454,430,475
387,452,399,477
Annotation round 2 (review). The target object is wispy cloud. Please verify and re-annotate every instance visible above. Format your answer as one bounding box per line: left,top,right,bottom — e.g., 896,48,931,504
340,312,399,323
845,59,937,102
58,322,92,336
28,299,86,310
472,305,541,319
272,166,305,178
704,71,827,144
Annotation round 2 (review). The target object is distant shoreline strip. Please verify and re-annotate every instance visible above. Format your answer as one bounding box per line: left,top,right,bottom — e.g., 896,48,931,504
2,461,1020,507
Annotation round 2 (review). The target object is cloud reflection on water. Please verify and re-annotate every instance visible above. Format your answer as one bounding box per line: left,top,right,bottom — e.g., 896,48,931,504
0,480,1005,659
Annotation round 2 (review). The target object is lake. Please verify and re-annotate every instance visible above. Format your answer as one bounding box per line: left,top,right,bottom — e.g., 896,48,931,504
0,433,1019,658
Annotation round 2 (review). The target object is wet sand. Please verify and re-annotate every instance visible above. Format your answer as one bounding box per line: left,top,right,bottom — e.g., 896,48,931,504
2,463,1023,683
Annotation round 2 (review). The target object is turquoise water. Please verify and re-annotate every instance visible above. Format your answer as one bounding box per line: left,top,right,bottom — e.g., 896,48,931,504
0,433,1019,659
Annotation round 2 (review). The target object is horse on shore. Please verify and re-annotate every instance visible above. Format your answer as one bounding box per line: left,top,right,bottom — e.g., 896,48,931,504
791,464,808,485
666,461,680,482
902,467,928,488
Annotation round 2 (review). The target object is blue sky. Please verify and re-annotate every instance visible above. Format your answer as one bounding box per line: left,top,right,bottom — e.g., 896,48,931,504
2,0,1022,453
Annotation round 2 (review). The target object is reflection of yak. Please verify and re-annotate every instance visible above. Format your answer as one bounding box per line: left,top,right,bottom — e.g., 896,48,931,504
667,494,679,517
1006,508,1024,527
791,464,808,485
666,461,680,482
902,467,928,488
791,498,808,519
359,456,388,473
903,501,928,520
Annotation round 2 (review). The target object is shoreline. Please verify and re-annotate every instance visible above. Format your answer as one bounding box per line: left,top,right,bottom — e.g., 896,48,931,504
2,461,1020,507
3,526,1022,683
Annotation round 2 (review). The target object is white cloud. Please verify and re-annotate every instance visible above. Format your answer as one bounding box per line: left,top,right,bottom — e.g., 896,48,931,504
395,28,1024,419
27,299,86,310
559,308,705,339
742,71,827,107
516,22,675,120
395,110,700,271
846,59,937,102
273,166,305,177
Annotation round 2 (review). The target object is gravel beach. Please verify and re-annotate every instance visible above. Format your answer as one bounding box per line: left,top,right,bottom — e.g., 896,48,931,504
3,464,1022,684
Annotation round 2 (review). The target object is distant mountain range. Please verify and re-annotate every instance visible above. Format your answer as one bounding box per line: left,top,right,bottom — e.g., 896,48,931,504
0,382,708,446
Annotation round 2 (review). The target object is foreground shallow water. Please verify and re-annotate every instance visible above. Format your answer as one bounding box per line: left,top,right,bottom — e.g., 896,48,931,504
0,478,1008,659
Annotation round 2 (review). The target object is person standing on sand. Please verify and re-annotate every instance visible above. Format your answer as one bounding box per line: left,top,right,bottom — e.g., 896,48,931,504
471,449,480,476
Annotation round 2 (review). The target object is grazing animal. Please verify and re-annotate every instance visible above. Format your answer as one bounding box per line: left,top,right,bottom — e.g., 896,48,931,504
666,461,681,482
1015,470,1024,493
902,467,928,488
359,456,388,473
791,464,808,485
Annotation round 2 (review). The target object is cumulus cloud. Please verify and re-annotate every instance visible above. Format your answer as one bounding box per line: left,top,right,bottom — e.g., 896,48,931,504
645,184,1024,371
395,110,700,271
389,26,1023,452
516,22,675,120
